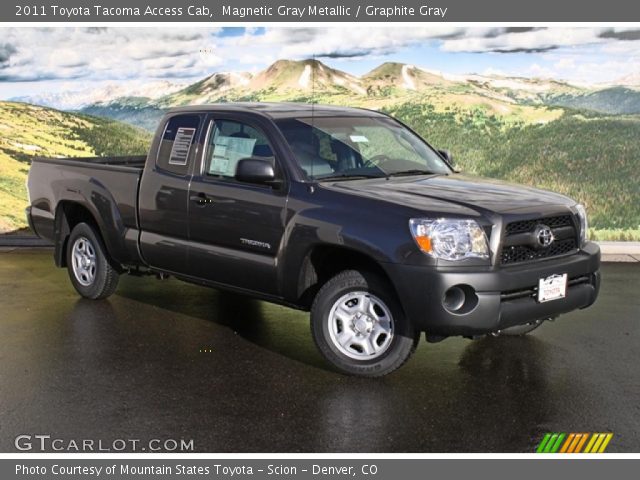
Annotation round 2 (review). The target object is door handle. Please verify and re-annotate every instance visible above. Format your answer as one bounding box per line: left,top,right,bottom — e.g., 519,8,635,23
190,192,213,206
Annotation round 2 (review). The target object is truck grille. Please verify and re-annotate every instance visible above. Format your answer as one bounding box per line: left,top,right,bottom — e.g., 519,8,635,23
505,215,573,235
501,215,578,266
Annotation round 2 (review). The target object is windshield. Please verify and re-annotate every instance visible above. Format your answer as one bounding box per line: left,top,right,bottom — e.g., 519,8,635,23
276,116,451,180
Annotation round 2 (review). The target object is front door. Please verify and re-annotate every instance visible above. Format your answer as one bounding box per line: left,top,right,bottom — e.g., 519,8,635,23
187,116,288,295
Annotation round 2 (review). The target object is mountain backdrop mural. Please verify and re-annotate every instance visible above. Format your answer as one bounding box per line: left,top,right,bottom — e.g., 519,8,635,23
2,58,639,239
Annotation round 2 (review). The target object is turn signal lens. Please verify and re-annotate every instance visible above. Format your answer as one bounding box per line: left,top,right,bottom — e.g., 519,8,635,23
414,235,432,253
575,203,589,247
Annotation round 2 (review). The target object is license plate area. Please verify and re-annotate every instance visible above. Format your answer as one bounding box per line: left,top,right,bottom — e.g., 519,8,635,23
538,273,568,303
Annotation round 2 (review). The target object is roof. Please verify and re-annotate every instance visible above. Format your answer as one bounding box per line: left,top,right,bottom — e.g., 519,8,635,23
166,102,387,119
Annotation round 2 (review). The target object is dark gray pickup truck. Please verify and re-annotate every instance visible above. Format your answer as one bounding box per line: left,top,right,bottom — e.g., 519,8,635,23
27,103,600,376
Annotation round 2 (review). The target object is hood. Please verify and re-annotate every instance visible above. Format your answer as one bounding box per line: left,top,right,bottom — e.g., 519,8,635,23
321,173,575,216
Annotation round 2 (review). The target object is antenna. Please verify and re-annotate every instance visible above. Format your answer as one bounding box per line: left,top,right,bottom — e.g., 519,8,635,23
310,53,316,180
312,53,316,105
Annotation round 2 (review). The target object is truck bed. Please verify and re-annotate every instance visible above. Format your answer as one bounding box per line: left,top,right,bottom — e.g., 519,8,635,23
27,155,147,266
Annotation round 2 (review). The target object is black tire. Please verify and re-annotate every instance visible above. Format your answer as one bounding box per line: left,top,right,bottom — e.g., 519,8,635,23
66,222,119,300
311,270,419,377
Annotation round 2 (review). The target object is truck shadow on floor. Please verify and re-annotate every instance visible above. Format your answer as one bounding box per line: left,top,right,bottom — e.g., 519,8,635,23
113,275,557,383
114,276,328,369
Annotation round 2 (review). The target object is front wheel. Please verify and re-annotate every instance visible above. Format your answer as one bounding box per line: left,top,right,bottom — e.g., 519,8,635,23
66,222,119,300
311,270,419,377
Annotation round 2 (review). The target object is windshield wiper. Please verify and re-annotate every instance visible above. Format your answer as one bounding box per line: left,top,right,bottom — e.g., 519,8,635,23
387,169,444,177
316,173,385,182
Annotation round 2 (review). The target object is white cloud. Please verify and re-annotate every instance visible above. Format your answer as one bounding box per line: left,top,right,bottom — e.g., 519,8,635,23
440,28,609,53
554,57,576,70
230,27,640,59
527,63,557,79
481,67,510,77
0,26,639,89
225,27,468,60
0,27,223,82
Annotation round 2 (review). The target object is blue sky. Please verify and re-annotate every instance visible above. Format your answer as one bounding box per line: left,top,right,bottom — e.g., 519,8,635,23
1,27,639,100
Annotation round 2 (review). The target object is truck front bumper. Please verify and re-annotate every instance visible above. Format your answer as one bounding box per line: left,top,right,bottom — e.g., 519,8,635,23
385,242,601,336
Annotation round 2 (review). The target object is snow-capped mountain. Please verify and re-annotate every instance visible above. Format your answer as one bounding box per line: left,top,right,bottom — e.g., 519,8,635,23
12,80,187,110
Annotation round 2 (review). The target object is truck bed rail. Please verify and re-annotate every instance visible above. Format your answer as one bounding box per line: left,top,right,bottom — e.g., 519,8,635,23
32,155,146,171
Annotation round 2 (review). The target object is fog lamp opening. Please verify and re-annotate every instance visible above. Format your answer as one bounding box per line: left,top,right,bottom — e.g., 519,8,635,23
443,284,478,314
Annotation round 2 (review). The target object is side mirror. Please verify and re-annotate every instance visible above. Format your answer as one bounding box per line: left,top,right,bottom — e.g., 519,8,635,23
235,157,278,186
437,149,461,173
437,149,453,163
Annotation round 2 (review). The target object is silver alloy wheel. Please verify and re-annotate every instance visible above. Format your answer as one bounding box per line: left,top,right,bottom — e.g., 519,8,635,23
71,236,97,287
327,291,394,360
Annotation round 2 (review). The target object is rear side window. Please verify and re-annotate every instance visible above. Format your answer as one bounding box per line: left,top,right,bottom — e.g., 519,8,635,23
156,115,201,175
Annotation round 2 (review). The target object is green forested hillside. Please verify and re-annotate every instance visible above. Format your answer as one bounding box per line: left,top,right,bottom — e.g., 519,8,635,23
0,102,151,232
547,87,640,115
384,102,640,238
81,103,165,132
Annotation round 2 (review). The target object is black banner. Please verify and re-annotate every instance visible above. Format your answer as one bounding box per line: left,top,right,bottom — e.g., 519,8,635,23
4,459,640,480
5,0,640,22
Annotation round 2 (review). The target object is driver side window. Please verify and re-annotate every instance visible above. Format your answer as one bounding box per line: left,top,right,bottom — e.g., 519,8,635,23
205,119,274,179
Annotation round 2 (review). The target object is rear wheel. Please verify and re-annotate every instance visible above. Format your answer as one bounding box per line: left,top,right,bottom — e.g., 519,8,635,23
311,270,419,377
66,222,119,300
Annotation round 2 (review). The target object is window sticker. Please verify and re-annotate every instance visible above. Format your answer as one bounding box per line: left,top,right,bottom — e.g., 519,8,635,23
209,136,256,176
168,127,196,165
349,135,369,143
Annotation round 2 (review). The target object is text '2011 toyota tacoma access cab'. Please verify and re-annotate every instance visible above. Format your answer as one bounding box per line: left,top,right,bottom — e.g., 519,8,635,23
27,103,601,376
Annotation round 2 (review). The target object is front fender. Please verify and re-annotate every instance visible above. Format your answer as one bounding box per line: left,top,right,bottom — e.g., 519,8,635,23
278,190,418,302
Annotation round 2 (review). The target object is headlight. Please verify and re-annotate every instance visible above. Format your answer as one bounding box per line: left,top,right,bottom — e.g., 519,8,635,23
575,203,589,246
409,218,489,261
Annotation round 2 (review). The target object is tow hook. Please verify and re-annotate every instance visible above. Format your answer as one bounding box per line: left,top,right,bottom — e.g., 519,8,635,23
490,317,554,336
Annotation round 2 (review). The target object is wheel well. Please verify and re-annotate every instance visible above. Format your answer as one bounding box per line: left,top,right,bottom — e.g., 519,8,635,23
54,202,101,268
297,246,398,309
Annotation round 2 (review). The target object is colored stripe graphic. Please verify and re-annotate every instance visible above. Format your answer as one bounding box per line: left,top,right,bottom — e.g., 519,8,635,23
584,433,614,453
539,433,566,453
560,433,576,453
584,434,599,453
537,433,613,453
536,433,552,453
574,433,590,453
559,433,589,453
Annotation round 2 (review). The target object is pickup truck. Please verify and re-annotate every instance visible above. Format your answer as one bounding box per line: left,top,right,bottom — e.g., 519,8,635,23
27,103,601,376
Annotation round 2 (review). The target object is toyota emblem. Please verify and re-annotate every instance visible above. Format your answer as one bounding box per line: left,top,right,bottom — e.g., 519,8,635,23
534,224,555,248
